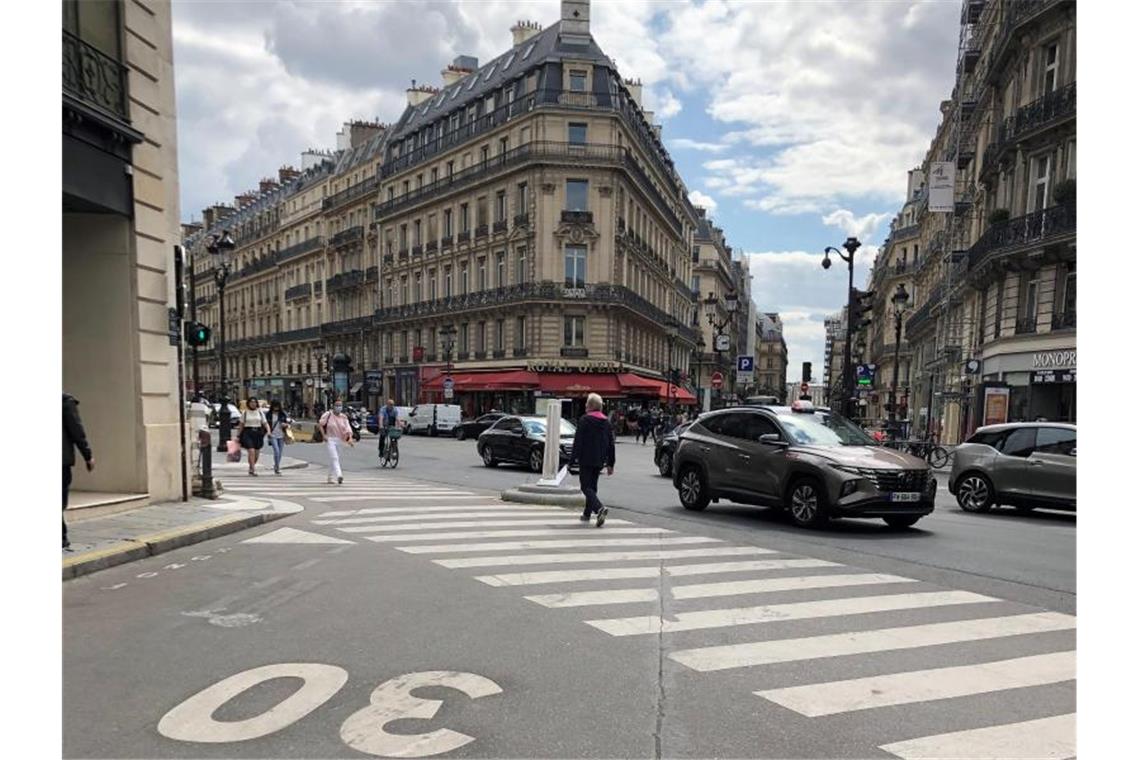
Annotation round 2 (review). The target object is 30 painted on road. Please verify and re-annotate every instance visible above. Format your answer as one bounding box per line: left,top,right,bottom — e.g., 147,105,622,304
158,663,502,757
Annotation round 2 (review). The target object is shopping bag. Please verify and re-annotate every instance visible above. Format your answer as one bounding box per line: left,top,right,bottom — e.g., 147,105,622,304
226,439,241,462
284,427,296,445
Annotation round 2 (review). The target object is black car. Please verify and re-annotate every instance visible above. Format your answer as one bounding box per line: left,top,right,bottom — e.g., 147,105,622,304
454,412,506,441
655,422,693,477
477,415,577,473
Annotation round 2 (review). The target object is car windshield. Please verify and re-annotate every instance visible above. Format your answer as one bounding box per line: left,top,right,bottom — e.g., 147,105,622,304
776,411,876,446
523,419,576,436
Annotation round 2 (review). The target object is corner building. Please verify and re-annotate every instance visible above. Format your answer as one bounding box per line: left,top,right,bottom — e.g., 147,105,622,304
373,1,699,416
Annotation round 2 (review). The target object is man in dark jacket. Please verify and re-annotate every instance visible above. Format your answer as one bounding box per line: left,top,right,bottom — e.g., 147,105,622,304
63,393,95,550
569,393,616,527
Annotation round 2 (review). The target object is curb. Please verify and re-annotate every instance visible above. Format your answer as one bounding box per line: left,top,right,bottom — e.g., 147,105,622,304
62,509,291,581
501,487,587,508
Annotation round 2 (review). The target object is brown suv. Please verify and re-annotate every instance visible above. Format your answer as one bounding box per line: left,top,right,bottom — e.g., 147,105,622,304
671,403,936,528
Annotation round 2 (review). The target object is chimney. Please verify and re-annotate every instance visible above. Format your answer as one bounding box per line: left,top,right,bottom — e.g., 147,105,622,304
278,165,301,184
560,0,590,45
441,55,478,87
258,177,279,194
625,78,643,107
511,20,542,46
301,149,333,171
235,192,256,209
349,119,385,148
406,79,440,107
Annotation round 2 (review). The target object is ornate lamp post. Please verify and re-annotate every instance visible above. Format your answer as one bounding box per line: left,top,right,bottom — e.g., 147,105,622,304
664,318,679,414
703,291,738,406
822,236,861,417
208,229,236,452
440,326,457,403
691,335,706,411
888,283,910,436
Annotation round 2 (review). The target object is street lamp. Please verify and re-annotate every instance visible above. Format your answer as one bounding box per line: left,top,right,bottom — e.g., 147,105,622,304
440,326,457,402
208,229,237,452
664,318,679,415
691,335,706,410
888,282,910,437
704,291,738,406
822,236,861,417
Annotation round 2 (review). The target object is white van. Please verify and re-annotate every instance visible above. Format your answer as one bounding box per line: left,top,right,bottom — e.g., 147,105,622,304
406,404,462,436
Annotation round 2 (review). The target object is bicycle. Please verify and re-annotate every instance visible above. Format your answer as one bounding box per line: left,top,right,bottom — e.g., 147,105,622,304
379,427,401,468
905,440,950,468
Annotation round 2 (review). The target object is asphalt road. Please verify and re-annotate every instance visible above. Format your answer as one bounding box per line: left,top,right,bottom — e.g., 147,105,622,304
63,433,1076,758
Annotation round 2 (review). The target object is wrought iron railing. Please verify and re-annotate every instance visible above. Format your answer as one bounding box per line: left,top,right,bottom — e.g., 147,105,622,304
323,175,378,211
1004,82,1076,144
474,224,489,238
561,210,594,225
561,347,589,358
493,219,508,233
284,283,312,301
1052,310,1076,330
1015,317,1038,335
988,0,1069,82
967,201,1076,270
893,224,920,240
326,270,365,292
62,31,129,122
321,315,373,337
514,213,529,228
905,284,945,335
331,226,364,247
278,236,325,263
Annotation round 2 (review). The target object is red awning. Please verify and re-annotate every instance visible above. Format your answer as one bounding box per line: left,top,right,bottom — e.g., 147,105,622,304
422,370,540,391
617,373,660,393
538,373,623,396
624,375,698,405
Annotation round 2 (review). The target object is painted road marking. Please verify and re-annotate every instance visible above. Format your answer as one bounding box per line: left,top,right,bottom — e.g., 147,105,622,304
367,527,668,542
587,591,997,637
671,573,918,600
323,517,634,531
313,495,488,503
668,612,1077,672
756,651,1076,716
473,558,838,587
525,589,661,608
399,535,720,555
318,510,567,526
100,583,128,591
319,504,551,518
436,546,775,569
878,713,1075,760
243,527,355,545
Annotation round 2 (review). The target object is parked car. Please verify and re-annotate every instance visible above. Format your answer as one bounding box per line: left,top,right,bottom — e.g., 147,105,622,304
655,421,694,477
405,403,462,436
454,412,507,441
671,401,936,529
477,415,577,473
365,410,380,435
950,422,1076,513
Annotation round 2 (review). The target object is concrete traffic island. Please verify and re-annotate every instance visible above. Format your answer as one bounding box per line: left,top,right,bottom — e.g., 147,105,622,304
501,402,585,509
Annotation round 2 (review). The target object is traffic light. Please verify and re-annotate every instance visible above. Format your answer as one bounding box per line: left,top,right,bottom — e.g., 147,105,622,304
801,361,812,383
851,288,875,331
184,321,211,346
669,368,681,385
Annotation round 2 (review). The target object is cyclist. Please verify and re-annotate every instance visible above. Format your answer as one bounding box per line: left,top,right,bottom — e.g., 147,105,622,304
379,398,400,460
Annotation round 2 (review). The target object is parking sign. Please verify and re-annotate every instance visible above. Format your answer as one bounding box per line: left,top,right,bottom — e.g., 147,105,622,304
737,355,754,373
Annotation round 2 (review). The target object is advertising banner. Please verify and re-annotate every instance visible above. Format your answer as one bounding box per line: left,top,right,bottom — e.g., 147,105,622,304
928,162,955,212
983,387,1011,426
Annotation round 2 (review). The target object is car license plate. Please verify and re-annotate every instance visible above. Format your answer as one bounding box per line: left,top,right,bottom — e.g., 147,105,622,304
890,492,921,503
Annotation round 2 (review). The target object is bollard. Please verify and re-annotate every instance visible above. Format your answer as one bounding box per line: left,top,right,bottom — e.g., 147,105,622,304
198,429,217,499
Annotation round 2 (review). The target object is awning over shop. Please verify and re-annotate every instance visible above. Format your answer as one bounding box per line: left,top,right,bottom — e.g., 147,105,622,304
538,373,623,396
422,370,540,391
617,373,659,393
617,373,697,404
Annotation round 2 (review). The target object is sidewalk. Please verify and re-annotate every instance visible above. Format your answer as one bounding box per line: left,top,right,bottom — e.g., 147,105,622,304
62,456,310,581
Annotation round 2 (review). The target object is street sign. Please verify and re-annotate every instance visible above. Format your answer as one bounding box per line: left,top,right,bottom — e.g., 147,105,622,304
856,363,877,387
444,388,454,400
737,355,754,373
443,376,454,400
711,371,724,389
714,334,730,352
167,308,180,346
800,382,809,395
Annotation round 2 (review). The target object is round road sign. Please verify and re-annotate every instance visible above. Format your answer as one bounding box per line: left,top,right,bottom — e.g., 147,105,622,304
711,371,724,390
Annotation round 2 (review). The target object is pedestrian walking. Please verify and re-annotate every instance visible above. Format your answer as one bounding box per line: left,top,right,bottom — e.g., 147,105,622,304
238,397,271,475
569,393,616,527
639,407,652,445
379,398,400,461
63,393,94,550
320,400,354,484
266,400,291,475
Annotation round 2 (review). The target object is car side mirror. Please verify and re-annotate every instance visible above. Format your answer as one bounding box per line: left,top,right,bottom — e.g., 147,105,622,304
1070,447,1076,457
759,433,787,447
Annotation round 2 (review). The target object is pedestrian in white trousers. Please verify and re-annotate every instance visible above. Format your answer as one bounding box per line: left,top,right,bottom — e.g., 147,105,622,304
319,402,354,484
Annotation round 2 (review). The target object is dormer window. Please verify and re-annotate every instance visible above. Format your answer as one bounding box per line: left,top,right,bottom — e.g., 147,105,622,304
569,69,587,92
522,42,536,59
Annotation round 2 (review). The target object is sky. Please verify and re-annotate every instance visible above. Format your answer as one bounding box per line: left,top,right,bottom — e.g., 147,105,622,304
172,0,961,380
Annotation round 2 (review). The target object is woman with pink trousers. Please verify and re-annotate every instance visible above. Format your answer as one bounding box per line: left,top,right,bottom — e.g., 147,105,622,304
319,401,354,484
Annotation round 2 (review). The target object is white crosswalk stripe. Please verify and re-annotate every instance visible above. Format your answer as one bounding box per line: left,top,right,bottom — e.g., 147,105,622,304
878,713,1076,760
671,572,918,600
313,510,570,525
525,589,660,608
586,590,996,636
399,535,720,554
320,517,633,531
313,495,487,502
669,612,1076,671
755,650,1075,717
318,505,559,518
473,558,837,587
322,511,564,528
367,527,667,542
436,546,774,569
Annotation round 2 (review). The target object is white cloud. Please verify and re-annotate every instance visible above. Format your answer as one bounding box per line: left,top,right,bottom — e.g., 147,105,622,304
821,209,894,244
647,88,682,119
688,190,718,213
670,138,727,153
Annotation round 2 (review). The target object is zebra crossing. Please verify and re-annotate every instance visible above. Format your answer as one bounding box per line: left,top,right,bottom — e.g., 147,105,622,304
224,469,1076,759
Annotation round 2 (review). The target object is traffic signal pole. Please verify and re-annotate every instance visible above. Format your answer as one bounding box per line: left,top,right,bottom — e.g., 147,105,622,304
189,249,199,395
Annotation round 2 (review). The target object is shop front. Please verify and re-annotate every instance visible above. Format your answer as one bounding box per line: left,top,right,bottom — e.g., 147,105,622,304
978,347,1076,425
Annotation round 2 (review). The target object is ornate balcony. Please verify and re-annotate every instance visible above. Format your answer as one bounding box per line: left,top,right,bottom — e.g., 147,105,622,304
561,210,594,225
493,219,508,233
1015,317,1038,335
426,241,438,253
284,283,312,301
323,175,378,211
63,31,129,123
326,270,365,293
458,231,471,244
967,201,1076,274
331,226,364,247
475,224,489,238
441,235,454,248
512,347,528,357
561,347,589,358
1052,310,1076,330
514,213,530,228
474,351,488,360
411,245,423,257
492,349,506,359
278,236,325,263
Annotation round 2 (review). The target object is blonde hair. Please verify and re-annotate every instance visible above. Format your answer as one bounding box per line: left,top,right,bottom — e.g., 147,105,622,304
586,393,604,411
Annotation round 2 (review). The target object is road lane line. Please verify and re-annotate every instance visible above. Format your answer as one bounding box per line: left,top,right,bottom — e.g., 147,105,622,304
756,651,1075,716
666,558,842,576
319,505,548,518
314,495,488,502
473,558,839,586
587,591,997,636
321,517,633,531
525,589,660,607
671,573,918,600
878,713,1075,759
668,612,1077,672
367,527,666,542
398,536,720,554
314,510,567,524
436,547,775,569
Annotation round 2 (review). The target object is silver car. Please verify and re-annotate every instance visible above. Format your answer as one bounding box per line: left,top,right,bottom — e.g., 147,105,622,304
951,422,1076,513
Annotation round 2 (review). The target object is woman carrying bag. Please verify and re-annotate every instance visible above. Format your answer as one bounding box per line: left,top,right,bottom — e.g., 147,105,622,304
266,399,292,475
237,397,271,476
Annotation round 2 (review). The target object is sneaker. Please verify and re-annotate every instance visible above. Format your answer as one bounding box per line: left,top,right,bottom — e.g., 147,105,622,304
579,513,590,522
274,468,281,476
337,476,343,485
596,507,608,528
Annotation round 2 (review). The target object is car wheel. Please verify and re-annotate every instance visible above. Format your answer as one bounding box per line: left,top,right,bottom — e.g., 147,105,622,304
480,446,497,467
955,473,994,512
529,447,544,473
657,451,673,478
429,425,438,437
677,466,710,511
788,478,829,528
455,428,466,440
883,515,922,529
